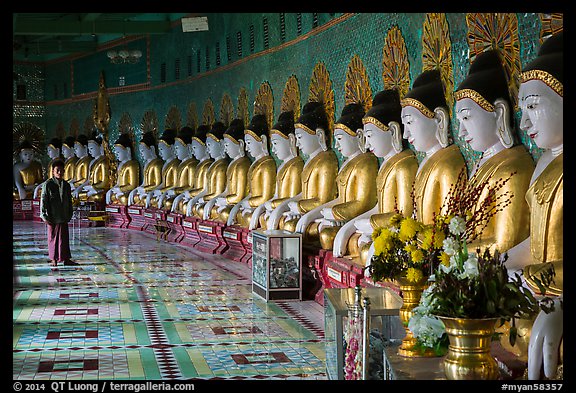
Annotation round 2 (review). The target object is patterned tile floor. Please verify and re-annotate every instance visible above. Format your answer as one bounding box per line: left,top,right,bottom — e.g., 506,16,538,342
13,221,327,380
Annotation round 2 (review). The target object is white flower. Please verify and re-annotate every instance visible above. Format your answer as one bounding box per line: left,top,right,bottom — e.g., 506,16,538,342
458,253,479,279
440,263,453,274
443,237,459,256
409,313,446,348
448,216,466,236
389,226,400,234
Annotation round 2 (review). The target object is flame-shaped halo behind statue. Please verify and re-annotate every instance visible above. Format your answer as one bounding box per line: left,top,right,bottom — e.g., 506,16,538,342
141,110,159,139
165,106,182,131
83,116,94,137
186,102,199,130
92,71,116,185
13,122,45,162
345,54,373,113
202,99,215,126
254,81,274,130
281,75,301,121
308,61,335,137
55,121,66,140
238,88,250,127
70,118,80,140
465,12,521,111
422,13,455,117
220,93,235,128
540,13,563,43
382,25,411,99
118,112,135,158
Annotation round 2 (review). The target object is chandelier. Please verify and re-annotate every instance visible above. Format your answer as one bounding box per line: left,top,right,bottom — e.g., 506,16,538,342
107,48,142,64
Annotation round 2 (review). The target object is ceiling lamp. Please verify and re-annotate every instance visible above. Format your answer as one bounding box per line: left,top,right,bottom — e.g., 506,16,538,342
107,49,142,64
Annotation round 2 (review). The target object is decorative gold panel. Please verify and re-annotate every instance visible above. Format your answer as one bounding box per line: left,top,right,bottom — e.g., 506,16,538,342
281,74,301,121
220,93,235,127
254,81,274,129
422,13,454,115
345,54,372,113
382,25,410,99
118,112,133,135
202,99,215,126
540,13,563,43
165,106,182,131
465,13,521,110
309,61,335,133
13,122,45,158
238,88,250,126
55,121,66,140
70,118,80,138
141,110,159,138
186,102,199,130
83,116,93,137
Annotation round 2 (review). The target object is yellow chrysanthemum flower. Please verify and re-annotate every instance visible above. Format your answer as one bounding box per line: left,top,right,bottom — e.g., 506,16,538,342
371,227,382,241
398,217,421,242
420,227,434,250
433,231,446,249
404,243,417,253
439,251,451,266
389,213,404,227
406,267,424,283
411,249,424,263
373,228,393,256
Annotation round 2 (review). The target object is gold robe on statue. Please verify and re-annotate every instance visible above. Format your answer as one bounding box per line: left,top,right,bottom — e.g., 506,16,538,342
109,160,140,206
64,156,78,182
148,158,181,208
162,157,199,211
192,158,229,218
80,155,110,203
319,152,379,250
13,160,44,200
211,156,251,222
175,158,213,214
132,158,164,206
72,155,93,189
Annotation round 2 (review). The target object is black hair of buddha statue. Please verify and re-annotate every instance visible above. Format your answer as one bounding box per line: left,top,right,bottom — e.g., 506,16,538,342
18,140,34,151
336,103,365,134
366,89,403,128
48,137,62,150
209,121,227,140
63,136,76,149
194,125,211,143
177,126,195,145
88,130,103,144
522,31,562,83
272,111,295,137
159,128,177,145
224,118,246,142
76,134,89,147
297,101,331,145
140,131,157,148
115,132,133,149
405,69,448,113
246,114,270,139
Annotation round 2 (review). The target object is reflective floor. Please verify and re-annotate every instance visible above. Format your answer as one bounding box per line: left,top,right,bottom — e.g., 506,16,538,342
13,221,327,380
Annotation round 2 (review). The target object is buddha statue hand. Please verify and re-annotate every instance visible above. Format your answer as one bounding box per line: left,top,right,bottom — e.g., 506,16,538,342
354,218,374,243
171,194,184,212
166,189,176,197
264,200,273,211
106,190,113,204
287,200,301,215
528,297,563,380
321,207,335,220
363,242,376,277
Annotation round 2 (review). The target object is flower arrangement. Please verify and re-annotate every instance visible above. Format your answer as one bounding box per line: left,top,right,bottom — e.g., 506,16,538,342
343,308,363,380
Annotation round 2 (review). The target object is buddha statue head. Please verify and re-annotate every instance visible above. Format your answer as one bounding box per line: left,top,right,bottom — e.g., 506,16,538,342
191,125,211,160
270,111,297,161
74,134,90,158
114,132,133,163
87,131,104,158
17,140,35,164
363,89,404,159
139,131,158,161
519,31,563,150
401,69,450,154
175,126,194,160
223,118,246,160
206,122,226,159
157,129,177,160
62,136,76,160
47,137,62,160
295,101,331,155
334,103,365,158
245,114,270,159
455,49,516,153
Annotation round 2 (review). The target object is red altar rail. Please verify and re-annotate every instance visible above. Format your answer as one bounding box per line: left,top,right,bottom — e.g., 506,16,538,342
105,204,131,228
220,225,249,262
13,199,34,220
180,216,201,247
165,212,185,243
194,219,227,254
126,205,147,231
32,199,43,222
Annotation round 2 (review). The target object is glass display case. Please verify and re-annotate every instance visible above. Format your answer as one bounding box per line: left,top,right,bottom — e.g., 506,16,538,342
251,230,302,301
324,287,404,380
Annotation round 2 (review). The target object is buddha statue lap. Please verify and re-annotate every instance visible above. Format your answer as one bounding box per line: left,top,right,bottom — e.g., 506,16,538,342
61,136,78,183
33,137,63,199
69,134,92,197
128,132,164,207
145,129,181,209
106,133,140,206
13,140,44,200
75,131,110,204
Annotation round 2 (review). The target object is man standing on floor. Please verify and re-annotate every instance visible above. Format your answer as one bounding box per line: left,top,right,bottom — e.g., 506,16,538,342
40,159,78,267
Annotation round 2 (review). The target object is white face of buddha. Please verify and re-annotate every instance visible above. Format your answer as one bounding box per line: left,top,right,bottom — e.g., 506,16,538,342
19,148,34,163
87,141,101,158
270,134,292,161
47,145,60,159
62,145,74,159
295,127,320,155
223,138,242,159
333,128,360,158
114,145,129,162
191,140,207,160
74,143,87,158
401,106,439,153
455,98,500,152
364,122,393,158
174,141,189,160
158,142,173,160
244,134,265,158
206,137,223,159
518,80,563,150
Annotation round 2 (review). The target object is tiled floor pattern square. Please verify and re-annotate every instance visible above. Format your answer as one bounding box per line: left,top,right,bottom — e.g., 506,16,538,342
13,221,327,380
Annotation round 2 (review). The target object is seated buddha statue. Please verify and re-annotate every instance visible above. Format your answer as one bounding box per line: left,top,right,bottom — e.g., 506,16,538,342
170,125,214,214
365,69,467,274
185,122,229,218
13,140,44,200
75,131,110,203
332,89,418,264
204,119,251,222
70,134,92,196
454,49,534,254
268,101,339,242
61,136,78,183
316,103,379,250
258,111,304,230
158,126,199,211
499,32,563,380
33,137,63,199
145,129,181,208
128,131,164,207
224,115,277,227
105,133,140,206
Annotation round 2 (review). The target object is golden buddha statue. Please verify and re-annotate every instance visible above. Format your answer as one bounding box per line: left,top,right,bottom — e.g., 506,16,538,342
206,119,251,222
33,137,63,199
227,115,277,227
186,122,229,218
160,127,199,211
62,136,78,182
317,103,379,250
106,133,140,206
128,131,164,207
77,131,110,204
70,134,93,195
145,129,181,208
331,89,418,264
259,111,304,230
13,140,44,200
171,125,214,215
272,101,339,242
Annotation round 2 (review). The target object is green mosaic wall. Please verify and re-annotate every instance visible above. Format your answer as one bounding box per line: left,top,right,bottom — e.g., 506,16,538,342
14,12,548,171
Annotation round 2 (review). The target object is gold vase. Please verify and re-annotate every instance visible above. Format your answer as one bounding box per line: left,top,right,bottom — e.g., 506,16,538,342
395,276,437,357
439,316,500,380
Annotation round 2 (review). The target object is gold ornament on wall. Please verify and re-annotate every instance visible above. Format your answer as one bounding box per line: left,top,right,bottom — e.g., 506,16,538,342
141,110,159,139
465,13,521,110
220,93,235,128
55,121,66,140
345,54,373,113
422,13,455,116
13,122,45,160
165,106,182,131
539,13,563,43
281,75,301,121
254,81,274,130
308,61,335,134
238,88,250,127
83,116,93,137
202,99,215,126
92,71,116,186
69,118,80,139
382,25,410,99
186,102,199,130
118,112,134,136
